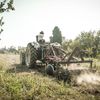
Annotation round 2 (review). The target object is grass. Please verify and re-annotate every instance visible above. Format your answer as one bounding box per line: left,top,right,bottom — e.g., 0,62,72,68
92,58,100,71
0,71,98,100
0,54,100,100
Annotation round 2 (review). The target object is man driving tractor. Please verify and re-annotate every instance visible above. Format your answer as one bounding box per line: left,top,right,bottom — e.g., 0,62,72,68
36,31,45,44
36,31,45,60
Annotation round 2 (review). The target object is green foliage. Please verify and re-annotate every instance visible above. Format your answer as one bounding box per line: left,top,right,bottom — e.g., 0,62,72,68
50,36,53,43
71,39,80,49
50,26,62,44
62,30,100,58
0,46,18,54
62,39,73,52
94,30,100,51
0,0,14,35
0,0,14,13
8,46,18,54
0,17,4,34
75,31,96,57
0,69,97,100
76,31,95,49
96,54,100,60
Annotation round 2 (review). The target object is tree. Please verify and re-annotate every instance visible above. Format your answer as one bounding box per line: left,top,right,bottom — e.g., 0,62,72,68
94,30,100,54
0,0,14,35
62,39,73,52
8,46,18,54
73,31,97,57
62,30,99,58
50,26,62,44
50,36,53,43
75,31,95,50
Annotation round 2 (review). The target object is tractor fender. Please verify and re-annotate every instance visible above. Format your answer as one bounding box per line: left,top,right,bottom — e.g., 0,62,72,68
31,42,40,50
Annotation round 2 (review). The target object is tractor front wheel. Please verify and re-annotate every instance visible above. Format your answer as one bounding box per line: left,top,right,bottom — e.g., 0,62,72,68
45,64,54,75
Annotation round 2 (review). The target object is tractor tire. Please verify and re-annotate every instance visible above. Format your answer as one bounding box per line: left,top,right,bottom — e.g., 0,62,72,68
20,52,26,65
45,64,54,75
25,43,38,68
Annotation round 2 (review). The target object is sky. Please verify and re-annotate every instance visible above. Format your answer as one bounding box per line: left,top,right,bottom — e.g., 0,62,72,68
0,0,100,48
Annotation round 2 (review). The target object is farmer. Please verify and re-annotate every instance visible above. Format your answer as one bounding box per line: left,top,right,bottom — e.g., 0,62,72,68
36,31,45,44
36,31,45,60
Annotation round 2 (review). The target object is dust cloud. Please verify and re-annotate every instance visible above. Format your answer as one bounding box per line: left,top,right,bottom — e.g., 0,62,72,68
77,72,100,85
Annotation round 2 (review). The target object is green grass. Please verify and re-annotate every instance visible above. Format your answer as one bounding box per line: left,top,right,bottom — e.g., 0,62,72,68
83,57,100,71
0,54,100,100
0,71,98,100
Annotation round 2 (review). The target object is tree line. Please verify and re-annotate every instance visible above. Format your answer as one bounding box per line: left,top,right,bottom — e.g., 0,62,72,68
50,26,100,58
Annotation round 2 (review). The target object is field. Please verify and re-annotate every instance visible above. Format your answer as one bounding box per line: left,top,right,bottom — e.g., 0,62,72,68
0,54,100,100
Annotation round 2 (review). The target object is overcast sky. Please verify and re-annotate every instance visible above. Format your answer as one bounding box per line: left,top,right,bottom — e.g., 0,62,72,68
0,0,100,48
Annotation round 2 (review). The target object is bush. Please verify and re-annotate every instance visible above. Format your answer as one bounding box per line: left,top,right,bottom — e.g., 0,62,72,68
96,54,100,59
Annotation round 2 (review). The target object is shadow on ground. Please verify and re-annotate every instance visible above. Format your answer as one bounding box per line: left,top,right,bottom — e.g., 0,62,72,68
6,64,31,73
6,64,45,74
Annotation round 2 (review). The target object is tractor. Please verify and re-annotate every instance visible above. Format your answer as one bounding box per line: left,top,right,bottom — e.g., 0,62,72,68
20,32,93,83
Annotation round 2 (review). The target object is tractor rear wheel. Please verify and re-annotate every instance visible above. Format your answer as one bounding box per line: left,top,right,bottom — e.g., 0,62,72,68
20,52,26,65
25,43,38,68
